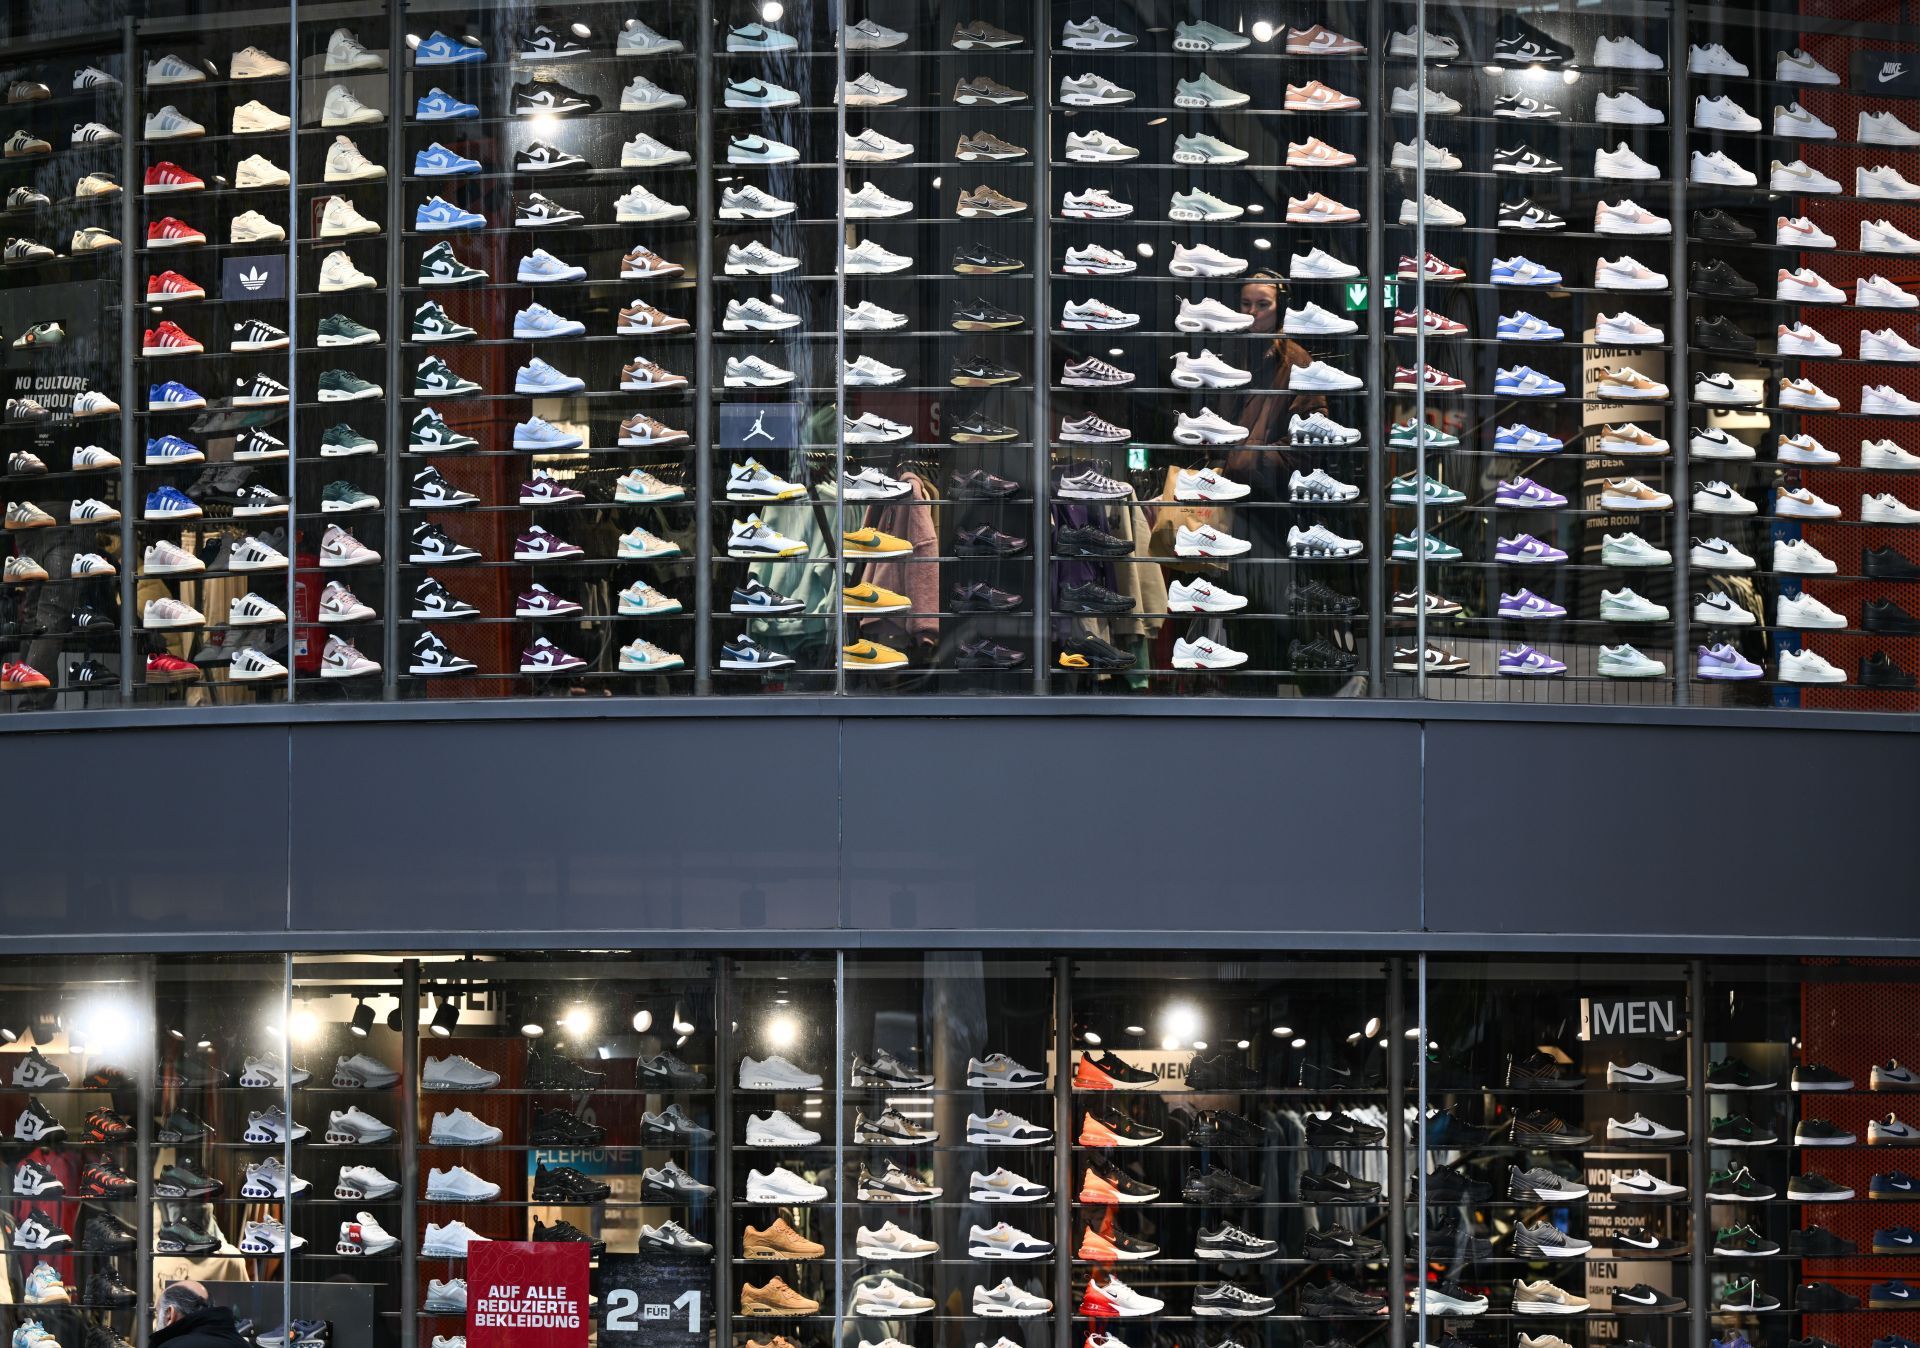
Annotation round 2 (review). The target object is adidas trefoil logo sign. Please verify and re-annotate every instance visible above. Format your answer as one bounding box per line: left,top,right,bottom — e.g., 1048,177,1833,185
222,253,285,301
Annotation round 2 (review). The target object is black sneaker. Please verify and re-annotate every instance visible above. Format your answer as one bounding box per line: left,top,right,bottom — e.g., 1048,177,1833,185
1866,545,1920,579
1059,635,1132,670
951,581,1023,611
155,1215,219,1255
730,578,803,615
513,192,584,227
1508,1051,1577,1089
1797,1118,1854,1144
949,411,1018,442
1301,1164,1381,1201
156,1107,212,1143
1493,94,1562,118
154,1159,222,1199
531,1106,607,1146
1615,1284,1686,1313
1707,1165,1775,1201
1299,1281,1388,1316
1197,1224,1280,1260
1799,1282,1860,1312
1794,1062,1853,1090
1863,652,1919,689
951,354,1022,386
1417,1217,1493,1262
1187,1053,1262,1091
534,1217,605,1259
1054,523,1130,558
1184,1165,1261,1203
1492,146,1562,174
1290,638,1358,673
953,243,1023,274
1085,1157,1157,1201
1690,259,1757,298
1186,1108,1262,1147
952,296,1023,330
86,1326,136,1348
1195,1281,1277,1315
230,483,290,516
1710,1115,1775,1145
1421,1162,1491,1202
1791,1172,1854,1200
68,605,113,633
527,1045,605,1090
1426,1106,1490,1148
1291,579,1359,614
641,1104,710,1142
1691,208,1757,243
521,23,592,58
1307,1112,1386,1147
1492,17,1573,66
1707,1057,1772,1090
949,470,1021,500
86,1268,137,1308
1865,599,1920,634
513,140,589,172
1303,1226,1384,1260
1511,1109,1591,1147
1714,1224,1780,1256
411,577,479,620
1693,315,1756,353
955,524,1026,556
66,659,117,688
533,1164,613,1203
1790,1225,1858,1256
638,1052,708,1087
1059,581,1135,615
1613,1226,1686,1257
80,1212,136,1253
1499,197,1565,230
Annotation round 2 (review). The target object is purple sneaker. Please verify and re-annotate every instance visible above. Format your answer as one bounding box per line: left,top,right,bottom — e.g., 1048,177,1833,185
1498,588,1567,619
1496,476,1569,509
514,583,583,618
1496,533,1568,564
520,636,588,674
513,525,585,561
1697,644,1762,680
1499,645,1567,677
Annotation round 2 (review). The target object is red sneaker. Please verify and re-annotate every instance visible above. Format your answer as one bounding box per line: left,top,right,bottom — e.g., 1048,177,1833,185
146,217,206,247
0,660,48,691
145,652,200,684
141,321,204,356
143,161,204,194
146,269,206,299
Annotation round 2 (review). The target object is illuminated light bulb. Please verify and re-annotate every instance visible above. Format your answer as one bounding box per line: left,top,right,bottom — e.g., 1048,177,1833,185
1364,1016,1382,1038
1291,1037,1307,1049
632,1009,654,1034
768,1012,799,1051
1125,1026,1145,1036
763,1,784,19
521,1021,545,1038
1161,1034,1180,1051
559,1005,594,1039
1083,1031,1102,1046
1251,20,1275,42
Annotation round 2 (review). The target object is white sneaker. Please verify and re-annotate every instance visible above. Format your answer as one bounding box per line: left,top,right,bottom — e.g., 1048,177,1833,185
1175,523,1252,557
1289,247,1359,280
234,156,290,191
1864,329,1920,361
1167,579,1247,613
844,182,910,218
1778,48,1839,83
230,46,291,79
320,250,377,292
1773,538,1836,574
1864,439,1920,470
747,1166,828,1204
428,1109,503,1145
1693,593,1757,626
1175,409,1250,445
1774,159,1841,193
1171,350,1252,388
1691,150,1756,186
325,27,385,72
340,1211,402,1255
1780,377,1840,410
1176,297,1252,333
326,1106,394,1145
1867,385,1920,416
333,1053,398,1087
1780,433,1838,464
232,100,290,135
1774,102,1836,137
1778,216,1835,248
426,1167,501,1202
1597,91,1664,124
1865,492,1920,524
1860,274,1918,308
336,1164,398,1199
1595,35,1663,68
1694,481,1757,514
1861,165,1920,199
1694,95,1761,132
1283,303,1358,336
419,1221,486,1258
1780,649,1846,684
1777,593,1846,628
1391,82,1460,115
1399,194,1465,225
1597,143,1660,178
1777,484,1840,516
1780,267,1845,303
739,1054,824,1090
851,1281,935,1317
1290,360,1363,391
320,196,378,237
423,1054,499,1089
1289,525,1362,559
1863,111,1920,146
1169,243,1244,277
1689,43,1747,76
747,1110,823,1146
1691,537,1754,571
1864,220,1920,253
321,84,382,128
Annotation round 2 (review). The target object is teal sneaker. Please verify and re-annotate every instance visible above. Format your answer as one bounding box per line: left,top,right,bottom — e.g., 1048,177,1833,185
1388,472,1466,505
318,369,383,402
320,423,378,458
316,313,379,347
1388,417,1460,449
321,480,380,513
1392,531,1463,562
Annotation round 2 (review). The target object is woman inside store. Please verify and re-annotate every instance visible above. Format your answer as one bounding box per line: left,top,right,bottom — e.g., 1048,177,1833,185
1220,271,1336,686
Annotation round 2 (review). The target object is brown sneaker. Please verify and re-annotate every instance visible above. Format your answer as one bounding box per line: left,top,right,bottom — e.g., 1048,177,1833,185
955,131,1026,161
952,19,1023,48
619,414,690,447
743,1218,825,1261
620,358,688,391
618,301,689,335
741,1277,819,1316
620,245,682,280
957,185,1025,218
745,1338,802,1348
953,76,1026,105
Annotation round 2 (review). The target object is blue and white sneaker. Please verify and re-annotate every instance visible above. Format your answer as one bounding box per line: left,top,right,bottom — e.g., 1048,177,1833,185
1494,424,1565,454
144,486,200,518
414,32,487,65
147,380,205,410
514,416,583,451
1494,365,1567,397
414,143,482,176
720,635,798,671
1497,311,1564,341
144,434,204,464
516,248,586,283
515,357,585,395
415,196,486,231
512,304,586,340
1489,255,1562,286
415,88,479,121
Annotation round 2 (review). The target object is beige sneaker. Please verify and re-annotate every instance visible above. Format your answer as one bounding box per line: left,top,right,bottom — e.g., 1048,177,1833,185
1600,477,1674,511
619,245,682,279
232,99,291,134
1513,1280,1591,1314
234,155,290,190
742,1219,825,1261
616,301,689,335
740,1278,819,1316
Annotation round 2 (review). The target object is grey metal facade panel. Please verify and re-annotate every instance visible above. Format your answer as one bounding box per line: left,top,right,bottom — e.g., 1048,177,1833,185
1421,719,1920,940
284,719,845,934
0,726,290,935
838,716,1426,933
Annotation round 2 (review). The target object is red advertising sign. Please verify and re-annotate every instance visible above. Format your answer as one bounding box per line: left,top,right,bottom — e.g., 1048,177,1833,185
466,1241,592,1348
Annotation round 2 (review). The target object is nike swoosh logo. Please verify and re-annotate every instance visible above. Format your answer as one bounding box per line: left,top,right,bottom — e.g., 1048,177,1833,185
1623,1293,1656,1303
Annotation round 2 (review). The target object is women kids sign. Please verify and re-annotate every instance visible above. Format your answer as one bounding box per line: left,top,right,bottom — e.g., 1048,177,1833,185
467,1241,591,1348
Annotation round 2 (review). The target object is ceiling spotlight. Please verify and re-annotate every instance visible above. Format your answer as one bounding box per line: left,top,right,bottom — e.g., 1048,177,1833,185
632,1007,653,1034
386,1003,405,1032
350,999,375,1038
521,1021,545,1038
1290,1037,1307,1049
1083,1031,1102,1046
1364,1016,1382,1038
1125,1025,1145,1037
167,1027,185,1042
431,994,460,1037
1271,1025,1293,1038
1237,1040,1250,1050
559,1005,594,1039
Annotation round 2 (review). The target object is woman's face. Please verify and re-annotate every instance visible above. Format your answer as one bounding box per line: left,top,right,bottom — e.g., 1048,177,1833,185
1239,283,1280,333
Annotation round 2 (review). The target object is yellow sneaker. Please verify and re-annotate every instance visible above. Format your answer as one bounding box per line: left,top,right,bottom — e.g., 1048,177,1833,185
844,525,912,557
844,581,910,612
843,639,908,670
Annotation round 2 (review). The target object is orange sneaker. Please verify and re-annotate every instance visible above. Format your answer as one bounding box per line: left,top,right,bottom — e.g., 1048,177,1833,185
740,1277,819,1316
743,1219,825,1261
1078,1107,1164,1148
1074,1051,1157,1089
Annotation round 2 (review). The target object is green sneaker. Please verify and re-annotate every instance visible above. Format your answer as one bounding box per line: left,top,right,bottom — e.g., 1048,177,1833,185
410,408,478,452
316,313,379,347
318,369,383,402
412,300,476,341
320,423,378,458
1388,472,1465,505
414,355,481,397
321,480,381,513
1391,531,1462,562
1389,417,1460,449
